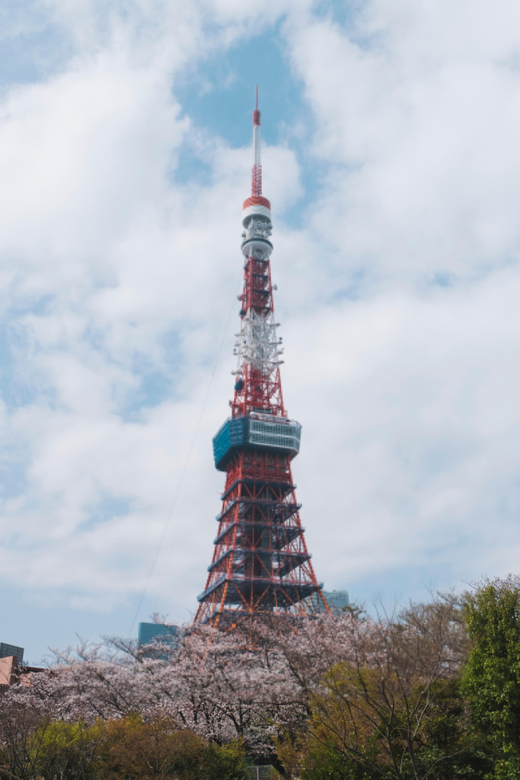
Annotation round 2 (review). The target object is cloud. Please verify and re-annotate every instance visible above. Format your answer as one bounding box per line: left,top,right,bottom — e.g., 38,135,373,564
1,0,520,644
0,0,305,619
285,2,520,284
285,266,520,584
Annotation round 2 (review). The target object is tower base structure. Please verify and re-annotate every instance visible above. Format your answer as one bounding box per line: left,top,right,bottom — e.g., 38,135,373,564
196,448,326,627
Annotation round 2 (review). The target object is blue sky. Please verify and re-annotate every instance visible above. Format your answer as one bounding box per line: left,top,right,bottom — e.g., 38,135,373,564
2,0,520,663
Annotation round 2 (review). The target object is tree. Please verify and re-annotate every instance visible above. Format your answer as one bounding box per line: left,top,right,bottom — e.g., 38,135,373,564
463,575,520,778
92,715,245,780
0,710,246,780
0,596,477,778
0,699,48,780
281,596,474,780
30,720,96,780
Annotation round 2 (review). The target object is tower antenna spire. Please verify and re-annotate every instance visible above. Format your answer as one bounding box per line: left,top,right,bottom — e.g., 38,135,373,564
252,85,262,196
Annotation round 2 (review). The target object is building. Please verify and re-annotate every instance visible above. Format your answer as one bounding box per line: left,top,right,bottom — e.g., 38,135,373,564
0,643,42,689
138,622,178,648
322,590,350,613
195,90,329,626
0,641,24,666
0,655,18,689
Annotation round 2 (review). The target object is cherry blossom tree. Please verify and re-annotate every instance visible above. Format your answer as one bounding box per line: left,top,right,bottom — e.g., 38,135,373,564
1,594,470,777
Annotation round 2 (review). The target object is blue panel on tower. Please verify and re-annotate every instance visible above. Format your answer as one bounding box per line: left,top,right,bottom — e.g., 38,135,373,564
212,415,301,471
213,416,249,470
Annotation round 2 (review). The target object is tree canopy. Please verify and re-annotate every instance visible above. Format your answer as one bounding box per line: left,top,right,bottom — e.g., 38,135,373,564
2,577,520,779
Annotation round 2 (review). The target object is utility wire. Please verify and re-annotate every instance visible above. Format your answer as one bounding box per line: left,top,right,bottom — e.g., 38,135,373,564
128,291,238,637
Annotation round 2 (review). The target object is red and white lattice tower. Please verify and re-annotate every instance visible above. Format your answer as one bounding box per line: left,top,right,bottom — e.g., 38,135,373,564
195,89,329,627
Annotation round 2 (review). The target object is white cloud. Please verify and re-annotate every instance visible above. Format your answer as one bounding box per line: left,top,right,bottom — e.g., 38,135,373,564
1,0,520,642
286,266,520,587
286,3,520,283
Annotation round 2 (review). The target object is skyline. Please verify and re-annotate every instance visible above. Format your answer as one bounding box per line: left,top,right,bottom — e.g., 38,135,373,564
2,0,520,662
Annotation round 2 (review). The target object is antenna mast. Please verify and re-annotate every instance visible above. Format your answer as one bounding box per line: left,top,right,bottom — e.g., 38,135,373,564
252,85,262,196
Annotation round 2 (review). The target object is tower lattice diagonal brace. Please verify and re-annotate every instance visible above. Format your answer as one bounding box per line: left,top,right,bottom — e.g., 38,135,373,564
195,91,329,627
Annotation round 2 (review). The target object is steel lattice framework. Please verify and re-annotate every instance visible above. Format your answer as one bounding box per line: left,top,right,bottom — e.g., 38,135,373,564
195,89,329,627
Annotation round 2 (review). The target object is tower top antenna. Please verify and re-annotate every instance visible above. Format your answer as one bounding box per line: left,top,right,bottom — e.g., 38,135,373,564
252,86,262,195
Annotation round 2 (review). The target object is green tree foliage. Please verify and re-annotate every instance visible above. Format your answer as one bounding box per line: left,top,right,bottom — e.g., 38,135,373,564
463,576,520,778
301,736,369,780
278,596,491,779
0,715,246,780
293,600,469,779
202,742,247,780
0,702,48,780
403,678,489,779
300,668,483,780
93,715,204,779
92,716,245,780
31,720,96,780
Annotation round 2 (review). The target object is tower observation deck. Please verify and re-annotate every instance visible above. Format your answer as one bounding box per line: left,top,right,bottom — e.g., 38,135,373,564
195,89,329,626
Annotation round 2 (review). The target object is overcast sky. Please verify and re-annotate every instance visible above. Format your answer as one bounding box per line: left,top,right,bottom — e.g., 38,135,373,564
2,0,520,663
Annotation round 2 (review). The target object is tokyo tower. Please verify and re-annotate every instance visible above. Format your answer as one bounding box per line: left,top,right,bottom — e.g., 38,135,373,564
195,89,329,626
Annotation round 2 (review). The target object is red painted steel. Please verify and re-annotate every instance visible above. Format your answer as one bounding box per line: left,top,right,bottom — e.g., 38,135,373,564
195,92,329,627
